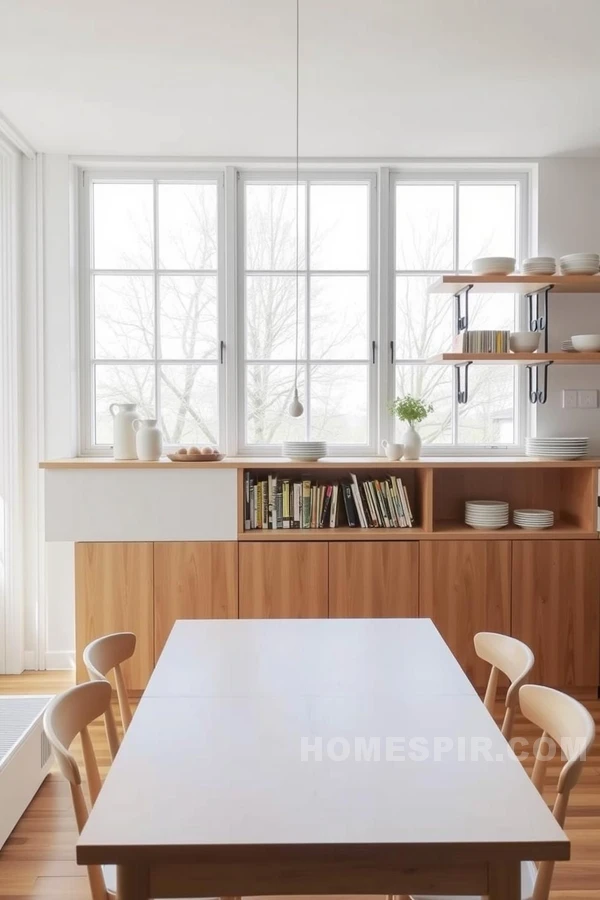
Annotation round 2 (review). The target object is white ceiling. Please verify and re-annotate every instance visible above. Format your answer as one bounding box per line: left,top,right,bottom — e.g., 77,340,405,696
1,0,600,158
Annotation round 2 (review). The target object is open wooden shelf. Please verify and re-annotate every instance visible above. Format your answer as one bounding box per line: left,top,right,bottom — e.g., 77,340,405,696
428,274,600,294
238,526,424,541
432,521,597,540
428,352,600,365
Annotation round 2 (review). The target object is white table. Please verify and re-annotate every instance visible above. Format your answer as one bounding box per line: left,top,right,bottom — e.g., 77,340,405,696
77,619,568,900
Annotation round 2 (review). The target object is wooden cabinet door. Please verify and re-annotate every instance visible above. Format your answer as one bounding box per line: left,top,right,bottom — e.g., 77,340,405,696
329,542,419,618
154,542,238,657
419,541,511,688
75,542,154,691
512,540,600,689
239,542,328,618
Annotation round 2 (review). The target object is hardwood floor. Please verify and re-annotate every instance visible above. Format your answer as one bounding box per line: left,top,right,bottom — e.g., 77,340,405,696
0,670,599,900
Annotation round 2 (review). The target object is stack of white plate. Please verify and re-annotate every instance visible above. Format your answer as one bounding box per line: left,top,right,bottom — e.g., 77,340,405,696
522,256,556,275
560,253,600,275
513,509,554,531
465,500,509,530
472,256,516,275
282,440,327,461
561,339,575,352
525,437,589,459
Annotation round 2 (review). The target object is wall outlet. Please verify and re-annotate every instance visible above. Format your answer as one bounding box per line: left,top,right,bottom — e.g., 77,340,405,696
562,390,577,409
578,389,598,409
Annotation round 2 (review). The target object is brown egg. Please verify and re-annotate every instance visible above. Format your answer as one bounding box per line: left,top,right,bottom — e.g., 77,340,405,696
178,447,188,455
189,446,200,454
201,446,214,455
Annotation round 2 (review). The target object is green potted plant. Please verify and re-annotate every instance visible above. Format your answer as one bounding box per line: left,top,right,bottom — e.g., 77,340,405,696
389,395,433,460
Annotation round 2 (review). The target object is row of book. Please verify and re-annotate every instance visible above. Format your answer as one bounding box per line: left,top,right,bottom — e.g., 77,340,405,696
244,473,414,530
452,329,510,353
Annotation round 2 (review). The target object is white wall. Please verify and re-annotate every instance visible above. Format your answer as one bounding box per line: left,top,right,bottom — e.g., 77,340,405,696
31,154,600,666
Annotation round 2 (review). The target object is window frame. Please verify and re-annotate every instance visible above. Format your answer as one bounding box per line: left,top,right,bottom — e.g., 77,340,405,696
79,169,227,454
384,168,531,455
236,169,378,456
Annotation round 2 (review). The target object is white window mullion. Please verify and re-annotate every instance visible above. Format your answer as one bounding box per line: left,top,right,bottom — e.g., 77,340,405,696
153,180,160,425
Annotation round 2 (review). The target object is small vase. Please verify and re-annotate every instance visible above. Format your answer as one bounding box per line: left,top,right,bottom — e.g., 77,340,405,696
132,418,163,461
402,424,422,460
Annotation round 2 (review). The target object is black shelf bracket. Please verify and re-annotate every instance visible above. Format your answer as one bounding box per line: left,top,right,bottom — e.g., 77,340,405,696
455,361,473,404
454,284,473,333
526,360,553,405
525,284,554,353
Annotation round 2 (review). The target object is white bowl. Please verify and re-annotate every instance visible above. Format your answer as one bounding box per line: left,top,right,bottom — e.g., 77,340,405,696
472,256,516,275
571,334,600,352
509,332,540,353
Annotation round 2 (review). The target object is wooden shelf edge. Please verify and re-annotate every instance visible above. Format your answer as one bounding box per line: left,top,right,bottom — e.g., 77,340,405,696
428,274,600,294
428,352,600,365
238,528,425,541
431,521,597,540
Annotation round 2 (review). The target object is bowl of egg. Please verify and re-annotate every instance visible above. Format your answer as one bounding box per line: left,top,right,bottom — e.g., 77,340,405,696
167,446,224,462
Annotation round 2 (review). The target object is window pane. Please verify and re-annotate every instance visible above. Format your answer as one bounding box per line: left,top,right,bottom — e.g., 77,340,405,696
159,275,218,360
160,364,219,446
246,275,306,360
394,365,452,444
395,276,452,359
310,184,368,270
311,276,368,360
469,292,516,331
396,184,454,271
95,364,155,443
459,184,516,270
94,275,154,359
310,365,368,443
93,183,153,269
246,184,306,271
246,364,305,444
158,183,218,270
458,365,516,444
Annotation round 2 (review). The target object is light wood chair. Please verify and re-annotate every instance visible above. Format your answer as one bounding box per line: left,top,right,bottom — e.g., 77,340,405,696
43,680,115,900
83,631,136,759
474,631,535,739
391,684,595,900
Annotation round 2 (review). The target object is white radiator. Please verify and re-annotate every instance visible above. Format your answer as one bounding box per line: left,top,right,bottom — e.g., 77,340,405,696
0,696,53,848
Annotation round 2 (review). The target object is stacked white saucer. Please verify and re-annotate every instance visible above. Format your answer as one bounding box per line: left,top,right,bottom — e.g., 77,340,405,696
282,440,327,461
561,339,575,352
560,253,600,275
513,509,554,531
522,256,556,275
525,436,589,459
465,500,509,530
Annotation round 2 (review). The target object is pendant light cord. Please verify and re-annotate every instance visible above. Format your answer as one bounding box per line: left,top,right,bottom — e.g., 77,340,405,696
294,0,300,390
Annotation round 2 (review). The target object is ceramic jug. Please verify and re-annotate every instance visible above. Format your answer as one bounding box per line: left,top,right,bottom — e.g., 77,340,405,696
133,418,163,461
109,403,139,460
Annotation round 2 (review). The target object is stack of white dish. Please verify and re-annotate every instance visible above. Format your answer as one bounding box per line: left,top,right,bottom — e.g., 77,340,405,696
472,256,516,275
571,334,600,352
513,509,554,530
525,436,589,459
465,500,509,530
560,253,600,275
282,440,327,461
522,256,555,275
561,339,575,352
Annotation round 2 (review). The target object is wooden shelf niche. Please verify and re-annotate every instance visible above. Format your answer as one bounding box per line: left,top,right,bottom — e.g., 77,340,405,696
432,466,598,538
238,465,432,539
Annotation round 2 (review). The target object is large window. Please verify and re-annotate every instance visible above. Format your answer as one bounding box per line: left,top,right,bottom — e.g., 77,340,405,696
239,173,376,450
80,166,530,455
82,175,224,449
392,175,524,446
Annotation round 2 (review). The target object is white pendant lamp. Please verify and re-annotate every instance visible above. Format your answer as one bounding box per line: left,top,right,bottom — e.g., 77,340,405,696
288,0,304,419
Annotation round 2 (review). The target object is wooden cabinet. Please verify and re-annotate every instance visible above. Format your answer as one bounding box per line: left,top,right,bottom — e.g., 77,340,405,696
419,541,511,688
329,542,419,617
512,541,600,689
75,542,154,691
239,542,328,618
154,542,238,657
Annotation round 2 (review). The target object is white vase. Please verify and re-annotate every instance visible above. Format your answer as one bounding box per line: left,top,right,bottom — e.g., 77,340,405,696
109,403,139,460
133,418,163,461
402,424,422,460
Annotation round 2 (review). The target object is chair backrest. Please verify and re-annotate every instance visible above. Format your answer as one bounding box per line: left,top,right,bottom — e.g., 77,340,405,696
43,680,113,900
519,684,596,900
474,631,535,739
83,632,136,758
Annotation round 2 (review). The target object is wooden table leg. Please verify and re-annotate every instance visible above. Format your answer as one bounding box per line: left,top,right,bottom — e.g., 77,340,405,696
489,861,521,900
117,865,149,900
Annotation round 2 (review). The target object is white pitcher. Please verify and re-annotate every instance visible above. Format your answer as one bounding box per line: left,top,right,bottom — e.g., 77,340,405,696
133,418,163,461
109,403,139,460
